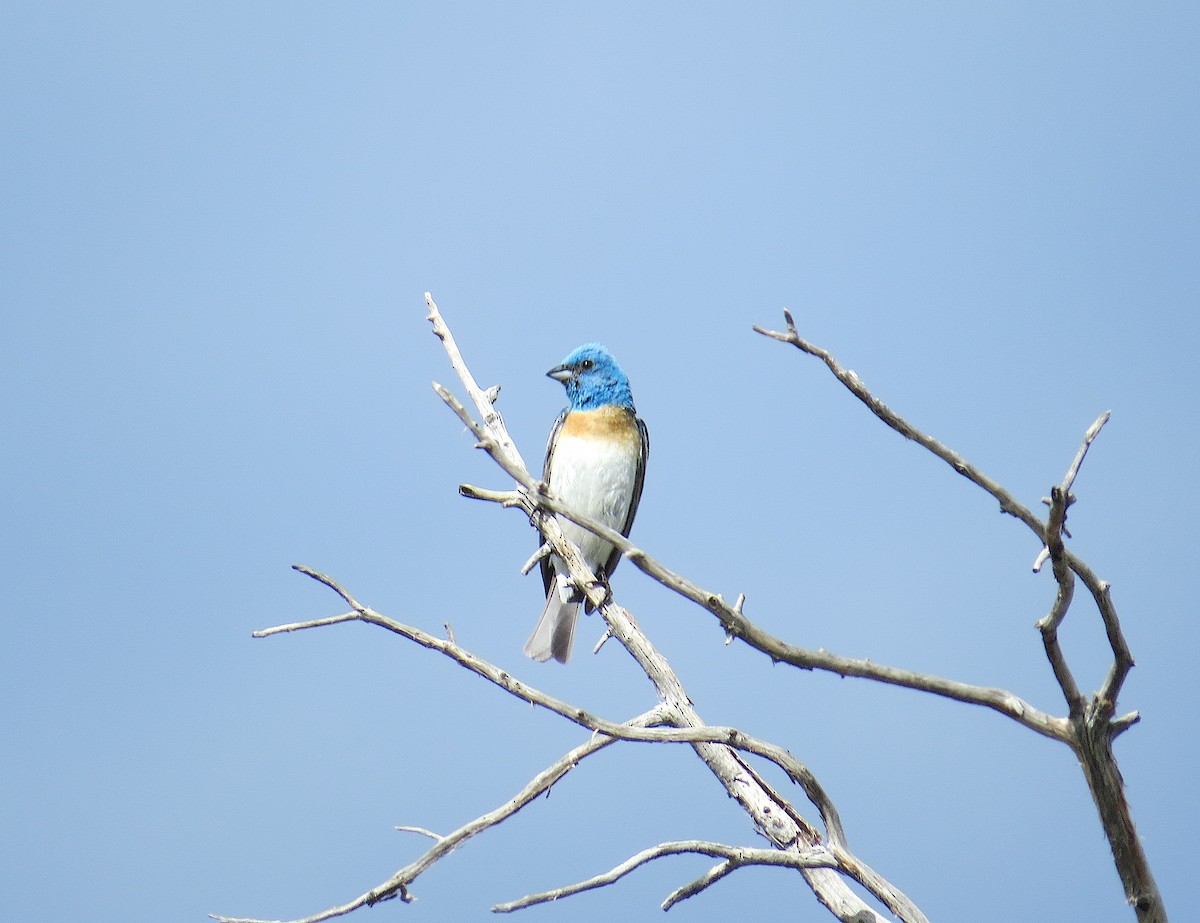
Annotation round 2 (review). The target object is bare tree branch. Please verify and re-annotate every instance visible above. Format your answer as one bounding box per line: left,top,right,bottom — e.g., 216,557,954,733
447,361,1068,741
662,858,739,911
492,840,840,914
754,310,1044,531
256,568,843,843
393,825,442,841
459,481,1067,739
212,708,670,923
220,297,1159,923
752,313,1134,705
222,556,914,921
754,310,1165,923
424,294,923,922
1062,410,1112,498
1038,417,1161,923
1036,483,1085,717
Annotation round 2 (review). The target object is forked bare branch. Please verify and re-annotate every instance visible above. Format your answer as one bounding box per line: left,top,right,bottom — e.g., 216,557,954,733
493,840,839,913
424,293,920,923
212,707,670,923
219,297,1158,923
754,309,1163,923
215,297,926,923
438,325,1070,742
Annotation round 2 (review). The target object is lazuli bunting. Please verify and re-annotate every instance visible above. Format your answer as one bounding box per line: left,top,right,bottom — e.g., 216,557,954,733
523,344,650,663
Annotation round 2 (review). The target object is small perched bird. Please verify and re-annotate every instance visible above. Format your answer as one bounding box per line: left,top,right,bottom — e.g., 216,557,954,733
524,343,649,663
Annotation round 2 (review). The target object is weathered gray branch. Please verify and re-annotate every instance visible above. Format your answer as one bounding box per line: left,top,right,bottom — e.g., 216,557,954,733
755,309,1164,923
426,294,921,923
223,565,886,922
220,297,1160,923
449,356,1068,742
215,298,926,923
1039,418,1160,923
265,567,851,850
493,840,840,913
212,701,671,923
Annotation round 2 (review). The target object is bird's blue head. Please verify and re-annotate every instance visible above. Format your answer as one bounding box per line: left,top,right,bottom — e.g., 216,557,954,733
547,343,636,412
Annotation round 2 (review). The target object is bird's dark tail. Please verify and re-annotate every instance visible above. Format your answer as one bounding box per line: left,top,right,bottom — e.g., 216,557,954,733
524,590,579,663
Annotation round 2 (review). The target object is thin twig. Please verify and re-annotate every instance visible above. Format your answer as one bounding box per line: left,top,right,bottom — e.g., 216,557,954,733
425,293,529,472
252,612,359,637
291,564,367,612
1063,411,1112,497
662,859,737,910
493,840,839,913
755,311,1044,531
394,825,442,840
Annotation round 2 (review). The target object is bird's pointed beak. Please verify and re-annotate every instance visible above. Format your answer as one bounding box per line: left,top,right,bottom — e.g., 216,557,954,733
546,364,573,383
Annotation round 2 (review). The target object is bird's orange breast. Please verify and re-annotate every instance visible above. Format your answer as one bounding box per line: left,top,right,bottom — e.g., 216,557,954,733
560,406,641,448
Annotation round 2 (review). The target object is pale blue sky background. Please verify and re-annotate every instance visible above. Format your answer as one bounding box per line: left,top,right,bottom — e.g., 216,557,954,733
2,4,1196,922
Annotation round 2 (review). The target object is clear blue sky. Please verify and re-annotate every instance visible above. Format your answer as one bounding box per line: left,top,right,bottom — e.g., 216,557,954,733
3,4,1196,922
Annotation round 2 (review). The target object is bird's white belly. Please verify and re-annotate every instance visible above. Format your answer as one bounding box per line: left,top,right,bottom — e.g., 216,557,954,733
549,432,638,569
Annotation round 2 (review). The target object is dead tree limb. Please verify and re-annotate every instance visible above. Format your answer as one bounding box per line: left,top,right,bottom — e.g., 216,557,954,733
426,294,923,923
754,309,1163,923
214,297,927,923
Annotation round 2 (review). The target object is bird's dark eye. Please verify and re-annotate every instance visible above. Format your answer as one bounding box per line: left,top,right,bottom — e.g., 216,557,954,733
579,359,594,371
